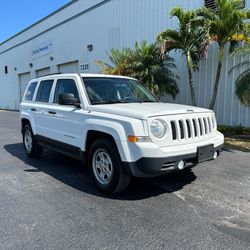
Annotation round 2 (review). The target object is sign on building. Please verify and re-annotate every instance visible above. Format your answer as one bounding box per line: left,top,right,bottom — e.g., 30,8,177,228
32,40,53,60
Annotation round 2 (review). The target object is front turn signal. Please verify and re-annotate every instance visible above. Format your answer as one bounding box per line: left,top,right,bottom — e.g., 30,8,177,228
128,136,151,143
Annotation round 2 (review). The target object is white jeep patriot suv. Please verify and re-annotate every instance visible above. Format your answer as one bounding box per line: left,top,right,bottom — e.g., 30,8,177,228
20,73,224,194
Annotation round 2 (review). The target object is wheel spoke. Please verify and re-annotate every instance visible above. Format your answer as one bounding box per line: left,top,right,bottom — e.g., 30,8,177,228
99,171,105,181
106,168,112,178
95,160,101,168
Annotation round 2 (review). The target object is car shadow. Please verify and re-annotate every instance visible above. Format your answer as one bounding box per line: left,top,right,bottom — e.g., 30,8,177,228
4,143,197,201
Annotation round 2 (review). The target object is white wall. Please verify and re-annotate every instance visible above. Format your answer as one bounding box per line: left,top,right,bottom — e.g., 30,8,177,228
0,0,250,126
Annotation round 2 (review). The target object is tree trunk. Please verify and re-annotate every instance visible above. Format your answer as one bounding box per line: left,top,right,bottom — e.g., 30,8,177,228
209,44,225,110
186,52,197,106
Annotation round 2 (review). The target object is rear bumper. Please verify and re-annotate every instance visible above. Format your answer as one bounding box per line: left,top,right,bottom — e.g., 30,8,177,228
123,143,223,177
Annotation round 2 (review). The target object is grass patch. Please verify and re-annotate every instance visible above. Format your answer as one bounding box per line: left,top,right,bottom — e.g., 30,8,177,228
224,137,250,152
218,125,250,152
218,124,250,136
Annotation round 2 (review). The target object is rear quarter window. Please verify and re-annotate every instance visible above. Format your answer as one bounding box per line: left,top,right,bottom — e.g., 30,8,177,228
36,80,54,103
24,82,38,101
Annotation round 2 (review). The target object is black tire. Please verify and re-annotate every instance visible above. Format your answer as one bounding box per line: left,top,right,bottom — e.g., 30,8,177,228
22,124,43,158
88,138,131,194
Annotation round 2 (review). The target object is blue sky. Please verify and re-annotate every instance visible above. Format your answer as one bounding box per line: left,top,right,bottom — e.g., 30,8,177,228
0,0,71,42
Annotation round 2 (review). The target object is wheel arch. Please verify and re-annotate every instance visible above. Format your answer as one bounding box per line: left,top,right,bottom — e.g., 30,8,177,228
20,113,36,135
21,118,31,134
84,130,130,162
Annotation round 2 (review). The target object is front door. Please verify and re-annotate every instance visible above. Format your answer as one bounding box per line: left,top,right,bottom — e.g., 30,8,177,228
45,78,82,148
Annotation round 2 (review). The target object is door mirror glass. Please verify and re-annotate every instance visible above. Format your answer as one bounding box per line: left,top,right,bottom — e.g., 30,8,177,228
58,93,81,108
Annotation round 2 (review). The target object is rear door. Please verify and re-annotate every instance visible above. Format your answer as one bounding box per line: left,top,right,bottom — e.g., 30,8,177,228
32,79,55,137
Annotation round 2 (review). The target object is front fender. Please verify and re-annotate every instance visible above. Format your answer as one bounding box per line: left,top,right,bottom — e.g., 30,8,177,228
82,118,136,162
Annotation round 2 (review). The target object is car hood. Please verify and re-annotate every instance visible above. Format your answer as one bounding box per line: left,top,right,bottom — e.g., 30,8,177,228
87,102,212,119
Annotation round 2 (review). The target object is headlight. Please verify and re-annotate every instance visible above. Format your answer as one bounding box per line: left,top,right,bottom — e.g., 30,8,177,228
150,119,166,138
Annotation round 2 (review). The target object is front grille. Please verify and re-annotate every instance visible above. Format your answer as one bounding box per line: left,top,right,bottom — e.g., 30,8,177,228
170,116,213,141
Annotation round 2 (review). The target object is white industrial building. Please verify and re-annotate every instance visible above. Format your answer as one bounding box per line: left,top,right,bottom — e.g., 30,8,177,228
0,0,250,126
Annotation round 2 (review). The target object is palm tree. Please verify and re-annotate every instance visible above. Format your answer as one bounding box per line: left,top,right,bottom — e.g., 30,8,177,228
129,41,178,98
96,48,133,76
197,0,250,109
96,41,179,98
157,7,209,106
229,42,250,107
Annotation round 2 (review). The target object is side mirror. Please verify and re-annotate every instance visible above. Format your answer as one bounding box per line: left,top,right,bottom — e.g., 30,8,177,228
58,93,81,108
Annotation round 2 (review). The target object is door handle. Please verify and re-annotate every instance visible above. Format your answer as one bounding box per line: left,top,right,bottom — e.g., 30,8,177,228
30,108,37,112
48,111,56,115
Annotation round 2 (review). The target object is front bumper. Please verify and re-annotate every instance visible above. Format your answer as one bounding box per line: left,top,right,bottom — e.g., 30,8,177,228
123,143,224,178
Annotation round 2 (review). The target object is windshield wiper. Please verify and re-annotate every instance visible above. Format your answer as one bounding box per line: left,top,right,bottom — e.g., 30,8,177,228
91,100,130,105
139,100,157,103
92,99,157,105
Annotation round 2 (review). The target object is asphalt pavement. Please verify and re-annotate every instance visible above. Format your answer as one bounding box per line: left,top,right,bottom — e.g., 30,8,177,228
0,110,249,250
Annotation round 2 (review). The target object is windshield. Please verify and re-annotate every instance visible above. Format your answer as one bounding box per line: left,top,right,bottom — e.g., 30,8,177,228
83,77,158,105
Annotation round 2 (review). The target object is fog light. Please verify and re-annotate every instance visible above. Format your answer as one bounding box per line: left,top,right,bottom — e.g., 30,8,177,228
177,160,185,170
213,151,218,159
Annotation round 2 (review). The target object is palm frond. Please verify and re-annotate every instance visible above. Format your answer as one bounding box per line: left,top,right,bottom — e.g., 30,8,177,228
229,61,250,74
235,70,250,106
231,43,250,56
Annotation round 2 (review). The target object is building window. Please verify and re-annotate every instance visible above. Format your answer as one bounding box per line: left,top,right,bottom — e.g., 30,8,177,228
204,0,245,11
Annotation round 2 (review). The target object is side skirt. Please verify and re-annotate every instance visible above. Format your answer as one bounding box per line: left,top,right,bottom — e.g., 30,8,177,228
35,135,86,163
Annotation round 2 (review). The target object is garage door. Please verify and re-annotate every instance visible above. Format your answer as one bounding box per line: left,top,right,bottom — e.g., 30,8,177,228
19,72,31,102
36,67,50,77
58,61,79,73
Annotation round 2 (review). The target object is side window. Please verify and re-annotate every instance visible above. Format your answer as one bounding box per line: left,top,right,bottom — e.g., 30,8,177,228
53,79,80,104
24,82,38,101
36,80,54,103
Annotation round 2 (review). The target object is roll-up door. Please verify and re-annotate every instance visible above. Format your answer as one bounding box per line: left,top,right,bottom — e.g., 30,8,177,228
19,72,31,102
58,61,79,73
36,67,50,77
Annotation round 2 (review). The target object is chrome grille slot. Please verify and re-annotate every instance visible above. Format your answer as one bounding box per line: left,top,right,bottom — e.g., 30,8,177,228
171,121,177,140
207,117,212,133
186,120,191,138
198,118,203,136
192,119,198,137
179,120,185,139
203,117,207,134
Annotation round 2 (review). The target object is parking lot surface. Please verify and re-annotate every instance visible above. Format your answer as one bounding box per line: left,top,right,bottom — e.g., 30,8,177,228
0,110,250,250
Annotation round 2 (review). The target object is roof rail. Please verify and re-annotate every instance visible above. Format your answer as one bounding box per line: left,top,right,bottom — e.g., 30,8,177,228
37,72,63,78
